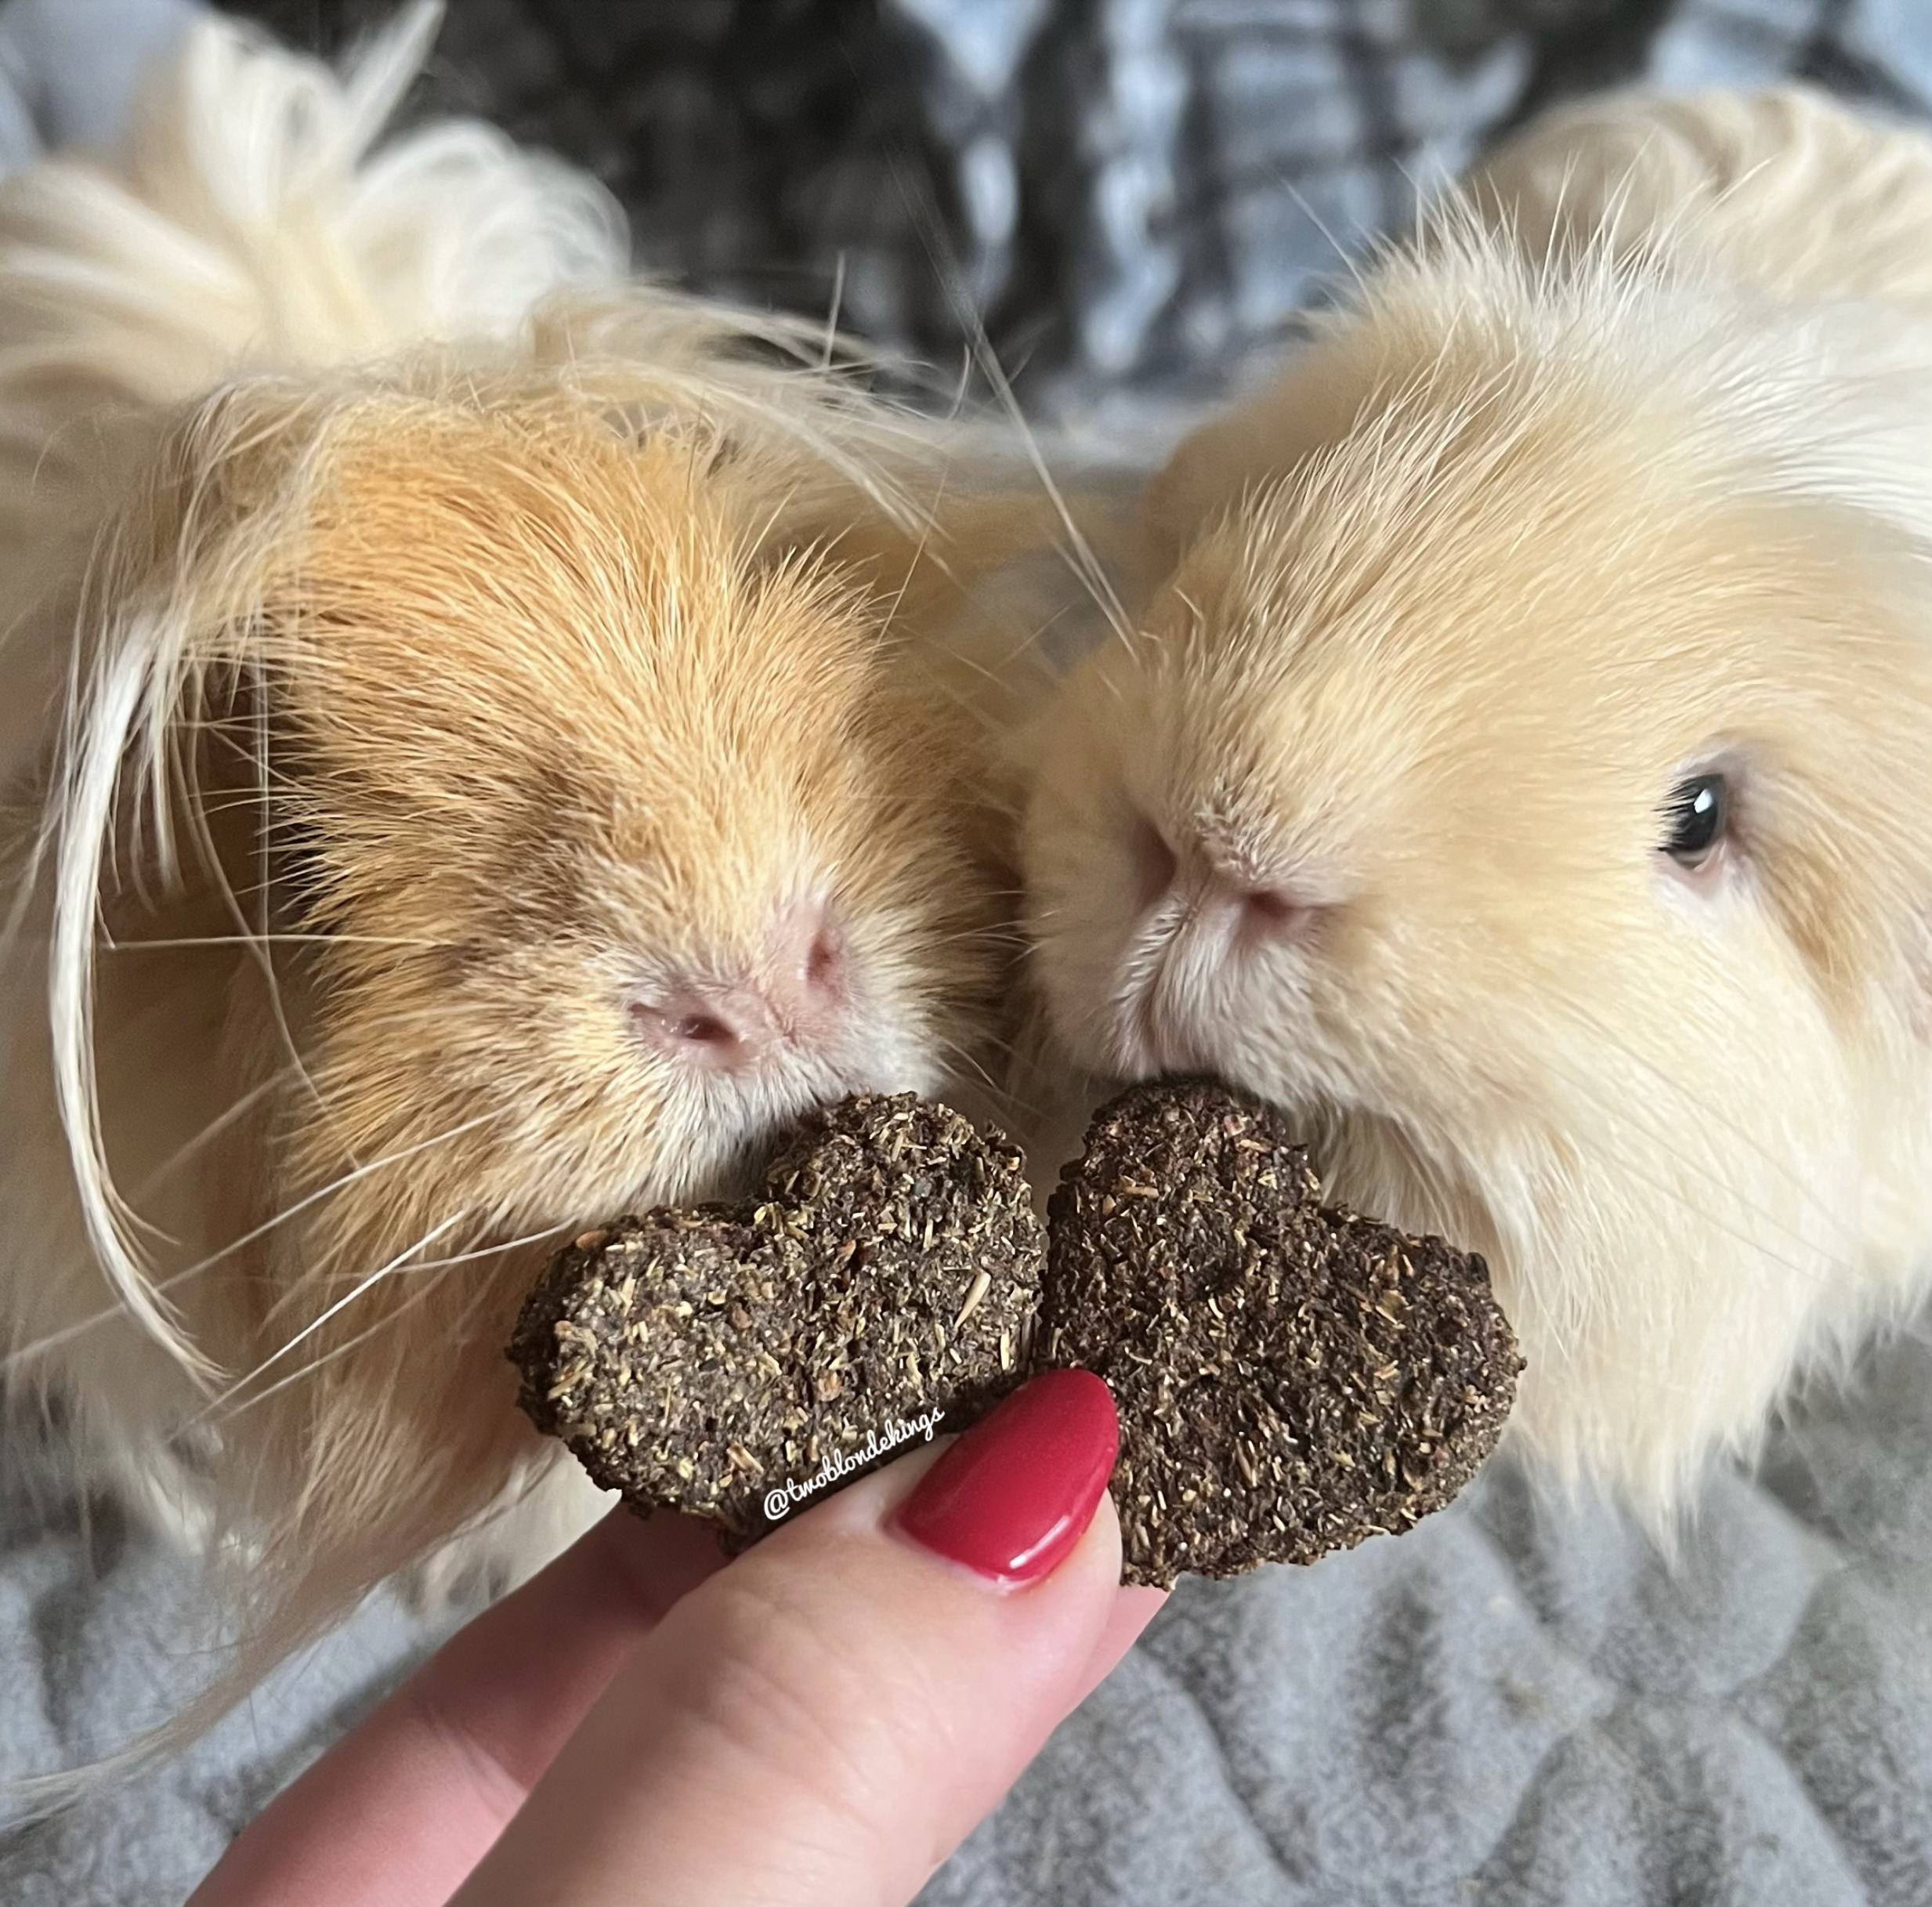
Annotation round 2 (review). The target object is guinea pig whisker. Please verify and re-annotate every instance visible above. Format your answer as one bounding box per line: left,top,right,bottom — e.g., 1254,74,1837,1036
932,257,1135,656
0,1076,309,1376
1322,1106,1842,1399
132,1071,294,1195
876,497,943,635
251,726,332,1131
307,1218,573,1289
165,745,329,1143
342,1004,506,1037
172,1106,505,1294
931,646,1005,693
820,252,847,370
935,1036,1006,1098
0,1297,169,1377
1493,1046,1861,1289
1541,990,1861,1254
955,1022,1026,1060
1268,169,1377,306
921,921,1026,954
215,1257,470,1428
940,1044,1045,1127
100,933,454,951
191,1213,467,1427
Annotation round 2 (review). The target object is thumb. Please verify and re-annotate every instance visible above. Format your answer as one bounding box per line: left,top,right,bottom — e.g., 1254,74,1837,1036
451,1368,1163,1907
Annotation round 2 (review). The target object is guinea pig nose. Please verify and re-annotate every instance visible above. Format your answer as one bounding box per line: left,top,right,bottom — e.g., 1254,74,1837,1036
630,904,851,1073
781,899,848,1011
1130,815,1181,914
629,984,779,1071
1190,870,1322,947
1239,885,1317,942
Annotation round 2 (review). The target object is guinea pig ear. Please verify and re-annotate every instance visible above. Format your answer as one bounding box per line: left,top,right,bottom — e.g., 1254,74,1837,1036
61,375,331,913
42,376,332,1382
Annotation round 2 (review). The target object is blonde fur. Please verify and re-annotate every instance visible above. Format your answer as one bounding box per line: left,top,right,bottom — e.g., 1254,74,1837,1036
1020,88,1932,1524
1,5,1026,1791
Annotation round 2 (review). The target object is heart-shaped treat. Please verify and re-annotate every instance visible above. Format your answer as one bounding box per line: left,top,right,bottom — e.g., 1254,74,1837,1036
1044,1080,1522,1587
509,1094,1043,1542
509,1081,1521,1580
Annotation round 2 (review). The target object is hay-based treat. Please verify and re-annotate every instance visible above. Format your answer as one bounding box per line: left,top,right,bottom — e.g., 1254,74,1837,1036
1044,1080,1521,1587
510,1080,1519,1578
510,1094,1042,1543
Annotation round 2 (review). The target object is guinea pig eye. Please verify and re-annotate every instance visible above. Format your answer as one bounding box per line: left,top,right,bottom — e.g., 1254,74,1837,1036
1660,773,1728,866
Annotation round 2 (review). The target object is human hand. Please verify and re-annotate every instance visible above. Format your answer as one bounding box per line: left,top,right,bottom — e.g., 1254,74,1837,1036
187,1368,1163,1906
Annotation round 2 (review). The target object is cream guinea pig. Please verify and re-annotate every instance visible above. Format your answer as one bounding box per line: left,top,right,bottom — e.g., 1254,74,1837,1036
1018,88,1932,1524
0,0,1031,1744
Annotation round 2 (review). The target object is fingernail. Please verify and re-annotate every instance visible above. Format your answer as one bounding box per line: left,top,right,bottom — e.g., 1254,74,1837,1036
893,1368,1118,1587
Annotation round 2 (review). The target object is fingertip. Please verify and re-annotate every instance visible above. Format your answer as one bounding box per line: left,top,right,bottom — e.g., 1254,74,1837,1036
888,1368,1120,1590
1076,1578,1168,1704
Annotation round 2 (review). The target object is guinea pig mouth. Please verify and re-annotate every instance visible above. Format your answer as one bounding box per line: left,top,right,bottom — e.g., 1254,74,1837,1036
670,1049,939,1203
1123,991,1217,1078
1095,926,1232,1078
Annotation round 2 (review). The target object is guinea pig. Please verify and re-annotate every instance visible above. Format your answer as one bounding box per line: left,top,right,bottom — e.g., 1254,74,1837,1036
1017,86,1932,1526
0,1,1023,1743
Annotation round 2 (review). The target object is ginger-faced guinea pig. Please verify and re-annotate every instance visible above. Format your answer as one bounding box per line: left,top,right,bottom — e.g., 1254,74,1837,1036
1018,86,1932,1525
0,3,1022,1738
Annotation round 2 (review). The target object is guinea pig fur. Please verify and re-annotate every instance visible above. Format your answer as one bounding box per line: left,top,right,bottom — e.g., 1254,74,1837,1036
1018,87,1932,1528
0,2,1025,1762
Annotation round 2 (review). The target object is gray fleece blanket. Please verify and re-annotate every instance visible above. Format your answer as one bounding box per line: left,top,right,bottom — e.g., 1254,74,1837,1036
9,2,1932,1902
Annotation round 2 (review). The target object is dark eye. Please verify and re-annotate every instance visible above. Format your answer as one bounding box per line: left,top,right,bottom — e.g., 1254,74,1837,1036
1661,773,1728,864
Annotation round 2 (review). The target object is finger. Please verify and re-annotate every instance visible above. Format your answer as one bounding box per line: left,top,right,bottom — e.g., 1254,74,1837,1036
1075,1583,1168,1704
451,1368,1158,1907
186,1501,726,1907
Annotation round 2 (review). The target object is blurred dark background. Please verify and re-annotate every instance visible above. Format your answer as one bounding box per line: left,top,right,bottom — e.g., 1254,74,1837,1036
226,0,1932,402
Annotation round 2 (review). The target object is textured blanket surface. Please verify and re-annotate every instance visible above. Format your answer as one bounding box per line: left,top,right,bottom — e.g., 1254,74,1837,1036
9,2,1932,1902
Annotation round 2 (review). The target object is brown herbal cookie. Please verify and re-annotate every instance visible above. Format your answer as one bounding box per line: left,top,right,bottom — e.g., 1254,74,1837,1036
1044,1079,1522,1587
508,1092,1042,1543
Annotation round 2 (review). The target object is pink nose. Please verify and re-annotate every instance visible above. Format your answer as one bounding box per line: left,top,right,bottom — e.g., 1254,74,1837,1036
629,904,848,1072
1133,816,1319,945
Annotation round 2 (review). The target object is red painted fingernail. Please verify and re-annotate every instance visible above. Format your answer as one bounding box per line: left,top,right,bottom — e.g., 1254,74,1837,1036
893,1368,1118,1588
